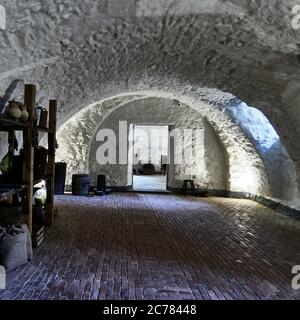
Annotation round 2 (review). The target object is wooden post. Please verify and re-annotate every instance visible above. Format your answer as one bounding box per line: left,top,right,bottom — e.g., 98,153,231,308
23,84,36,234
45,100,57,227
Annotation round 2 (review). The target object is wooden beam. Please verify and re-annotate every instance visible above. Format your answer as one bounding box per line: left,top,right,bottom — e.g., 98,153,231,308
45,100,57,227
23,84,36,234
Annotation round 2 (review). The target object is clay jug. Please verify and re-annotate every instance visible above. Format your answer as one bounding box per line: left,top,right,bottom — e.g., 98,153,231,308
20,104,29,122
7,100,21,120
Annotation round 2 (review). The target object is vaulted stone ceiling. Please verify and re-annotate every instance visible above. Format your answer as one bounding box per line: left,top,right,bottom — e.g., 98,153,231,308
1,0,300,204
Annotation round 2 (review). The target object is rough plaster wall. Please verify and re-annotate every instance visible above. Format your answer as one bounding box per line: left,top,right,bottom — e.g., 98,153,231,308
88,98,226,190
267,141,298,204
0,1,299,205
55,95,143,177
166,123,206,190
0,1,299,158
203,119,228,191
221,101,298,203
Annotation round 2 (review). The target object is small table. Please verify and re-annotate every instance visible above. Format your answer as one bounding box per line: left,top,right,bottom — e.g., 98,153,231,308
182,180,196,196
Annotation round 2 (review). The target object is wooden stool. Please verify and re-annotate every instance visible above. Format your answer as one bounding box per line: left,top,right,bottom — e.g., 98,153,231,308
183,180,196,196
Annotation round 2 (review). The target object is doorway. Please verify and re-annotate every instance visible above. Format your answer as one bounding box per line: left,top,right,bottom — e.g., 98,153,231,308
132,125,169,192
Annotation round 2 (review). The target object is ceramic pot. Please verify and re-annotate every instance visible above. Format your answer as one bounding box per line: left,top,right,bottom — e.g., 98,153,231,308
20,104,29,122
7,100,21,120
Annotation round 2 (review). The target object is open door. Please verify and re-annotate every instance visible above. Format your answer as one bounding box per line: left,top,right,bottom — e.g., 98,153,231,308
132,125,169,192
127,123,134,188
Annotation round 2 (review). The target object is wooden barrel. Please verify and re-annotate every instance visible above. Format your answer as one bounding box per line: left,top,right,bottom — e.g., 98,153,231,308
54,162,67,195
72,174,90,195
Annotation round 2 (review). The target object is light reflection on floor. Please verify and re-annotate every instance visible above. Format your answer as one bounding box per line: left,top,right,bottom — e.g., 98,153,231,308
133,175,167,191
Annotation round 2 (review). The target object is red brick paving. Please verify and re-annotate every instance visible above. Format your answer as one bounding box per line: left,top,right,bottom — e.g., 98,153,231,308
1,193,300,300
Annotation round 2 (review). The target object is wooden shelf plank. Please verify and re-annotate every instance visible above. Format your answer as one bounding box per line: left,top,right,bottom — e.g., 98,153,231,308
0,117,30,131
45,100,57,227
37,126,53,133
0,118,52,133
0,176,51,201
0,184,27,200
23,84,36,235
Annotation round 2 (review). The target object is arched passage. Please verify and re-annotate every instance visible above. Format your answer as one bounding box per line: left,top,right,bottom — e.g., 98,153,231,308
88,97,228,192
55,90,297,204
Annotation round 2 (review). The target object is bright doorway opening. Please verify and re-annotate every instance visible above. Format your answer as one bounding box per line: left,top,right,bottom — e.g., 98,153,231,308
132,125,169,192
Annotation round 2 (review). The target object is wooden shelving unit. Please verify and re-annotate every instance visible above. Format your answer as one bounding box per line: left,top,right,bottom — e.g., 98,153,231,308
0,118,29,130
0,183,27,200
0,84,57,234
45,99,57,227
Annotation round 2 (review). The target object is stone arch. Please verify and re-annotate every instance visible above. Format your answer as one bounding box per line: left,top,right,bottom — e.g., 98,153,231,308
56,91,272,197
88,97,228,191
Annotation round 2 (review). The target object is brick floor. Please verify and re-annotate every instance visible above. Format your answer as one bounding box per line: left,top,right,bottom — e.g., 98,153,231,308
1,193,300,300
